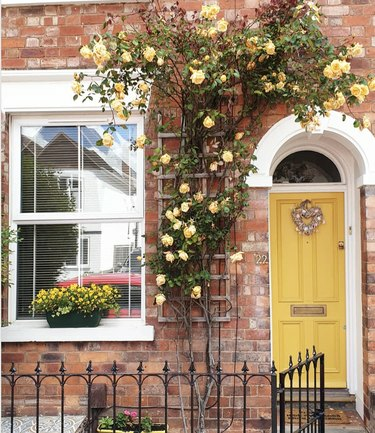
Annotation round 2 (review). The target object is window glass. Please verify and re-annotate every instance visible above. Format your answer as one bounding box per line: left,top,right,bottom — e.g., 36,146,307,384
273,151,341,183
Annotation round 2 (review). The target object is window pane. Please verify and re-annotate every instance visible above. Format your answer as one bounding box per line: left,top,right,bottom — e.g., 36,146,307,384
17,222,142,319
81,125,139,213
21,126,78,213
273,151,341,183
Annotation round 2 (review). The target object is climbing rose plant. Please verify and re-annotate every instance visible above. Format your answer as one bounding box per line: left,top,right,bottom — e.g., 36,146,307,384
74,0,374,306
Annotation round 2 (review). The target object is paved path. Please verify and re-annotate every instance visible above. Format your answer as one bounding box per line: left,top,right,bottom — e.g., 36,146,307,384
1,416,86,433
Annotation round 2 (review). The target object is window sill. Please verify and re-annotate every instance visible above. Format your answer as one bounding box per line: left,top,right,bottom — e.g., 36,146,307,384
1,319,154,342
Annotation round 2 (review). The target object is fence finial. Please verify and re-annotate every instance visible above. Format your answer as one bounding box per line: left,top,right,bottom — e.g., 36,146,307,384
59,362,66,374
298,352,302,364
189,361,196,373
35,362,41,374
137,361,144,373
241,361,249,373
306,349,310,361
163,361,170,373
289,355,293,368
271,361,277,374
86,361,93,373
112,361,119,374
313,345,317,357
10,363,16,374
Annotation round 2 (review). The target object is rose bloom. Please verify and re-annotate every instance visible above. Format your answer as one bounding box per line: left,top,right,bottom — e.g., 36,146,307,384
235,132,244,140
136,134,147,149
71,81,82,95
330,59,342,76
178,250,189,261
161,233,174,246
264,82,274,93
278,72,286,82
209,161,218,172
191,285,202,299
204,55,210,61
173,220,182,230
264,40,275,55
220,74,227,83
179,183,190,194
203,116,215,129
165,251,175,262
121,50,132,63
111,99,123,112
362,115,371,129
160,153,171,165
115,82,125,93
339,60,350,74
222,150,233,163
230,251,244,263
165,210,175,221
102,132,114,147
155,293,166,306
347,43,363,57
368,78,375,92
156,274,166,286
191,69,205,85
323,66,334,79
360,84,369,97
138,81,149,93
208,201,219,214
276,81,285,90
350,83,364,100
193,191,204,203
247,61,256,71
157,57,164,66
208,27,218,38
217,18,228,32
173,207,181,217
143,46,156,62
183,225,196,239
80,45,93,59
180,202,190,213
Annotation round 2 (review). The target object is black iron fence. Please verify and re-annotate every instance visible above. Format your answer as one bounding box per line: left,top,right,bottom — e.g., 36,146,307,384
1,348,324,433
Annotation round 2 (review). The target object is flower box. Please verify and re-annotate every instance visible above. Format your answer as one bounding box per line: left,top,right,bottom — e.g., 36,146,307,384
46,310,101,328
97,425,166,433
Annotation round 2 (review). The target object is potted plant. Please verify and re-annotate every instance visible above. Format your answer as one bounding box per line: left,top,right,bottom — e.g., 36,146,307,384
97,410,166,433
30,283,120,328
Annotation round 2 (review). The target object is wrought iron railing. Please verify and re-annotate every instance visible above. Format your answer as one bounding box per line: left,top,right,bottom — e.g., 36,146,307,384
1,348,325,433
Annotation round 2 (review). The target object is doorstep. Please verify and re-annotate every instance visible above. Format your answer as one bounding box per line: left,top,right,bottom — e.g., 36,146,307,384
1,415,86,433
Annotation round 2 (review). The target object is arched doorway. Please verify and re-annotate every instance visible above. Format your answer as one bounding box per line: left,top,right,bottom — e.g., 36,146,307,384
248,111,375,417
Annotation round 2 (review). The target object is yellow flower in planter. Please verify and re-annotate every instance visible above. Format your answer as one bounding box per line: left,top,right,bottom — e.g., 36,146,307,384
156,274,166,286
220,74,227,83
191,285,202,299
161,233,174,246
203,116,215,128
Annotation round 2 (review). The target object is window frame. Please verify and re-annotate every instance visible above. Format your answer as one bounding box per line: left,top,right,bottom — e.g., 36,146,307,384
3,113,154,342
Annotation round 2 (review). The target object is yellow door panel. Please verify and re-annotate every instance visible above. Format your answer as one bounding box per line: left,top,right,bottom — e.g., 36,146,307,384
271,192,346,388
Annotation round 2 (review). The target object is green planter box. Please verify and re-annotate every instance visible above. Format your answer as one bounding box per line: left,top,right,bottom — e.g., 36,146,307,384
46,310,101,328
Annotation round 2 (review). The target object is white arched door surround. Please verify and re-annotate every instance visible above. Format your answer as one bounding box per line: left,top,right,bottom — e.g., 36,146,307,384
247,111,375,419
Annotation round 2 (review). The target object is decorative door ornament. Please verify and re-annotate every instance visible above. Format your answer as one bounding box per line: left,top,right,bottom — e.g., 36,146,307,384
291,199,325,235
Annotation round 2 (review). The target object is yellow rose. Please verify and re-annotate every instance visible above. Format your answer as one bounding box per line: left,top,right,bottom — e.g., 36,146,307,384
368,78,375,92
222,150,233,163
191,285,202,299
135,134,147,149
71,81,82,95
208,27,218,38
323,66,334,79
217,18,228,32
278,72,286,82
161,234,174,246
173,207,181,217
336,92,345,107
155,293,166,306
80,45,93,59
220,74,227,83
138,81,149,93
208,201,219,214
276,81,285,89
160,153,171,165
264,40,275,55
191,69,206,85
143,46,156,62
183,224,196,238
157,57,164,66
179,183,190,194
180,202,190,213
323,100,333,111
362,115,371,129
165,251,175,262
178,250,189,261
111,99,123,112
118,31,127,40
115,82,125,93
209,161,218,172
156,274,166,287
347,43,363,57
102,132,114,147
350,83,363,100
173,220,182,230
360,84,369,97
165,210,175,221
264,82,274,93
230,251,244,263
339,60,350,74
203,116,215,129
193,191,204,203
235,132,244,140
121,50,132,63
330,59,342,76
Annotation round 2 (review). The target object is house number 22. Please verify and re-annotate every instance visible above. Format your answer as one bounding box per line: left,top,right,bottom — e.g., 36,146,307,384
254,253,269,265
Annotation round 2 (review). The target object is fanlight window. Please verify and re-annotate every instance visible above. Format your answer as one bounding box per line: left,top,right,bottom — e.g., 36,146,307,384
273,151,341,183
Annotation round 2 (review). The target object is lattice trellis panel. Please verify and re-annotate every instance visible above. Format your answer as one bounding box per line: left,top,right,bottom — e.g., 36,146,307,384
156,123,232,323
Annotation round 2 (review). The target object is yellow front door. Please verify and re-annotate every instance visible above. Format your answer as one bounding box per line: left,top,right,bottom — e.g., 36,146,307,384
270,192,346,388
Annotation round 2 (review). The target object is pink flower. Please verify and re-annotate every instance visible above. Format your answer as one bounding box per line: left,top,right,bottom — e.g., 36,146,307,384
131,411,138,418
124,410,131,416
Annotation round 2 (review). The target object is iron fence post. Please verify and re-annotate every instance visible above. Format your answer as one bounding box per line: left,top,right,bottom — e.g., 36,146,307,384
270,362,277,433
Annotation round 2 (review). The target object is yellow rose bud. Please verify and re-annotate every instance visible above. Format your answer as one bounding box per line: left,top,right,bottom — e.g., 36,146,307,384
178,250,189,261
191,69,206,85
157,57,164,66
209,161,218,172
222,150,233,163
230,251,244,263
180,202,190,213
216,18,228,32
220,74,227,83
203,116,215,129
368,78,375,92
165,251,175,262
115,82,125,93
121,50,132,63
235,132,244,140
160,153,171,165
362,115,371,129
102,132,114,147
264,40,275,55
143,46,156,62
179,183,190,194
191,285,202,299
71,81,82,95
155,293,166,305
